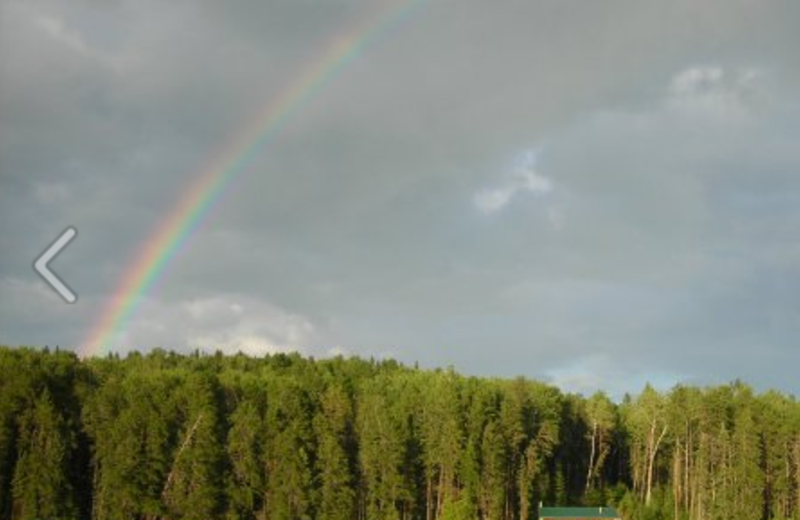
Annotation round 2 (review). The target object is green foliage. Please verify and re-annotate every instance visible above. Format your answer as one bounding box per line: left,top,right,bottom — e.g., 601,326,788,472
438,495,474,520
162,372,226,520
226,399,265,520
11,389,78,520
0,345,799,520
315,384,357,520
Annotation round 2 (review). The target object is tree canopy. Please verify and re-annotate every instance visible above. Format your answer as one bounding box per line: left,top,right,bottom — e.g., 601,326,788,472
0,346,798,520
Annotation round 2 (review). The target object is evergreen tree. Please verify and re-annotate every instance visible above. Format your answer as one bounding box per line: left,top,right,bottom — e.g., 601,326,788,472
163,372,226,520
314,384,357,520
262,377,316,520
0,345,799,520
226,398,266,520
11,389,77,520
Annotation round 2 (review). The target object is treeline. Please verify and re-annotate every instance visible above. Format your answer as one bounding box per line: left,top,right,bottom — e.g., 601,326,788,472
0,346,799,520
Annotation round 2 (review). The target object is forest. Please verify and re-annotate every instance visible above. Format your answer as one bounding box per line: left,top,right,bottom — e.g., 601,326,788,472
0,346,799,520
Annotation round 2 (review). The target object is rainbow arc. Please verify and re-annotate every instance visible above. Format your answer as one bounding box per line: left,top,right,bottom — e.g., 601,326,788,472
80,0,426,358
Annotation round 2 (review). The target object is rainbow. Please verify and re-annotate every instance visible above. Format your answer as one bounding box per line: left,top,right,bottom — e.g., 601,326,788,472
80,0,426,358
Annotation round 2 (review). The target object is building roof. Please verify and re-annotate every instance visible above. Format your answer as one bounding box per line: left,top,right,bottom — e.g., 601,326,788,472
539,507,620,519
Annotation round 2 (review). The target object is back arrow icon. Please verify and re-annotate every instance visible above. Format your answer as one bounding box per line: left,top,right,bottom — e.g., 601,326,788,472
33,226,78,303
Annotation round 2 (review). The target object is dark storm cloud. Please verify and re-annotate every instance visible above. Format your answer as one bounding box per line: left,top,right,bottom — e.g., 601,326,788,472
1,0,799,395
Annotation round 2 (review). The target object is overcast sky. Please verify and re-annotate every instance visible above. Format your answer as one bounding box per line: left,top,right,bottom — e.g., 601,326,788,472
2,0,799,397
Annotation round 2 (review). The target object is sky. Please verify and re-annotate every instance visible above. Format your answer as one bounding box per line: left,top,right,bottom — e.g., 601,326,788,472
1,0,799,397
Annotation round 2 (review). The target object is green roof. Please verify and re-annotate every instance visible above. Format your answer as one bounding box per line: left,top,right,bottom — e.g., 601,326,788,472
539,507,620,519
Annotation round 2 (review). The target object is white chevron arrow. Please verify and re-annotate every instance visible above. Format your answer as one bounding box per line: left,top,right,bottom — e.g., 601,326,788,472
33,226,78,303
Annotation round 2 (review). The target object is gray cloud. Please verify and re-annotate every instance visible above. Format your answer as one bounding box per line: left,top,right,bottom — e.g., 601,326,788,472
2,0,799,395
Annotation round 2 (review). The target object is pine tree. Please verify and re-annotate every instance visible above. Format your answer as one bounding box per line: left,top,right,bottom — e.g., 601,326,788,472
314,384,357,520
163,372,226,520
1,345,799,520
11,389,77,520
262,376,316,520
226,398,266,520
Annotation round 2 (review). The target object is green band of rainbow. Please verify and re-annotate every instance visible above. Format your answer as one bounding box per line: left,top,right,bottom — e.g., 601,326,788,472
80,0,426,358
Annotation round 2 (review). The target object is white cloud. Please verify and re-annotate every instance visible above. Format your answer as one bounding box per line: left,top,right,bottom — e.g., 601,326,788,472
669,66,724,96
474,149,553,214
112,294,318,356
36,16,86,52
666,65,759,119
191,334,288,357
327,345,349,357
545,355,685,399
473,186,515,214
32,10,121,70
